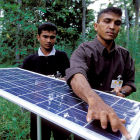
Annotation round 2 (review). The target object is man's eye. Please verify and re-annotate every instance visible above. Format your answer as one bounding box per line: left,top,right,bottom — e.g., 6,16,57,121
43,35,48,38
104,19,111,23
50,36,56,39
43,35,56,39
115,21,122,26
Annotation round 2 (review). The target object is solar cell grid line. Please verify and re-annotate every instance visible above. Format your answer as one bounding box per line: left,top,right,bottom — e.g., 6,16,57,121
0,68,140,140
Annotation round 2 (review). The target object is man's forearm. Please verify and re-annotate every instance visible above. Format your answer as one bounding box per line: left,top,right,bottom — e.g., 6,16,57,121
70,73,103,104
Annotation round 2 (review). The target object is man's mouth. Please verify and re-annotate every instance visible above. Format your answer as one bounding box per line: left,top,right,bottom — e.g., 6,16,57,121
45,44,51,47
106,31,116,36
106,32,114,35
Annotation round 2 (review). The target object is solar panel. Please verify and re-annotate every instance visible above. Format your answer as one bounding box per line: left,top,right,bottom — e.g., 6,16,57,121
0,67,140,140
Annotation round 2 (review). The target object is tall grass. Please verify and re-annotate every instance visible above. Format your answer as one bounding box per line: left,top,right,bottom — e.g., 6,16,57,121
0,97,30,139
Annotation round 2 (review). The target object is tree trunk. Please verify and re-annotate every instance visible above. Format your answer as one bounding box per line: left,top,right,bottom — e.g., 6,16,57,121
123,0,130,47
82,0,86,42
133,0,140,42
15,0,22,64
133,0,140,26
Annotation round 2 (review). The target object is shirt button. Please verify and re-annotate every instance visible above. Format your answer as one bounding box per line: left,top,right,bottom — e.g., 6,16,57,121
100,83,103,86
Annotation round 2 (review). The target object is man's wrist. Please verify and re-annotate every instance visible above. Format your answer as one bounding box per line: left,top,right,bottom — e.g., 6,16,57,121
120,90,127,96
87,90,104,105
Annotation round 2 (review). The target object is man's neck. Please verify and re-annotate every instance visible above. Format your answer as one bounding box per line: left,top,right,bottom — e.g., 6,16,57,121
97,35,114,52
41,48,51,56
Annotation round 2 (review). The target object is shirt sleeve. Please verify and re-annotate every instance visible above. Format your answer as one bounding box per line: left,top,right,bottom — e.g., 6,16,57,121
123,51,136,92
21,55,35,71
66,43,89,84
21,56,31,70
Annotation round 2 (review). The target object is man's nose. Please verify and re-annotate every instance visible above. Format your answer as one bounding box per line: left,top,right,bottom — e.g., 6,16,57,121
46,37,51,42
109,22,115,29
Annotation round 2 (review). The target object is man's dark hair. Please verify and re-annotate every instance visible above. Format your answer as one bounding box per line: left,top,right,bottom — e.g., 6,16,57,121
97,7,122,22
38,22,57,35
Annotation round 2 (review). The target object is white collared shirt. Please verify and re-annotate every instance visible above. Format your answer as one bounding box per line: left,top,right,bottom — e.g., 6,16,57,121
38,47,56,56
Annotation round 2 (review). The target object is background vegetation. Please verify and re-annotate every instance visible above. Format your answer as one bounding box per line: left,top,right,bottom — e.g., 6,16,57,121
0,0,140,139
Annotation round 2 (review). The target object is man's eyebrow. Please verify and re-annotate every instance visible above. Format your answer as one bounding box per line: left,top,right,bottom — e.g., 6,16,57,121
43,35,56,36
103,17,112,19
103,17,121,20
103,18,122,23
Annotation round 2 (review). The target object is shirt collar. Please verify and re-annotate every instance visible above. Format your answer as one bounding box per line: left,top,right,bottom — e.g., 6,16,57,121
38,47,56,56
94,37,116,56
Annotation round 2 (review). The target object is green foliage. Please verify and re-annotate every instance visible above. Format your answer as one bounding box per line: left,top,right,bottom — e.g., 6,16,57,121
115,26,140,64
0,97,30,139
0,0,46,65
45,0,94,50
0,0,94,65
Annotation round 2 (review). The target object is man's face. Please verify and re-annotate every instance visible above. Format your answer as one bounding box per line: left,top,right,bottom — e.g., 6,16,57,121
94,12,122,41
37,30,56,53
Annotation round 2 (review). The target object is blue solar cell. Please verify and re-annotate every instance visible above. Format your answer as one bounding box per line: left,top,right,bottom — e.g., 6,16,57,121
23,84,51,92
34,89,63,98
0,76,20,81
0,68,140,140
112,105,136,117
37,100,69,114
35,77,54,82
20,92,48,104
75,102,88,112
52,85,72,94
50,80,65,85
37,82,60,89
0,82,14,89
117,113,126,120
86,120,122,140
125,117,132,126
59,107,87,126
11,80,32,86
117,99,137,108
99,93,120,104
54,94,82,106
5,87,32,96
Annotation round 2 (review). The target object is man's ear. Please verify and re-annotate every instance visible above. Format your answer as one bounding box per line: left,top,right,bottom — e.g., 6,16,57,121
94,23,98,32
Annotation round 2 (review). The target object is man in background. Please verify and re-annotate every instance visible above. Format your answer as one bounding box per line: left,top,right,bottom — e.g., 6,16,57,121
22,22,70,140
66,7,136,140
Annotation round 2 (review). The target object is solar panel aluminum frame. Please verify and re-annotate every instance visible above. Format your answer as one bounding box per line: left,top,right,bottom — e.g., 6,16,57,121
0,67,140,140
